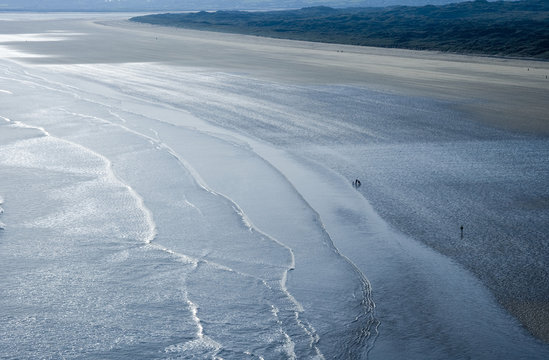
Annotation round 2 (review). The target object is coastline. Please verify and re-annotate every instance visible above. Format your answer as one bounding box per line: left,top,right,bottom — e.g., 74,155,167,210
102,20,549,344
129,2,549,60
113,19,549,136
128,20,549,63
2,14,548,353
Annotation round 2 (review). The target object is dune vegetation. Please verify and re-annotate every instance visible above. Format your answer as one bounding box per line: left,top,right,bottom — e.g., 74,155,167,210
131,0,549,59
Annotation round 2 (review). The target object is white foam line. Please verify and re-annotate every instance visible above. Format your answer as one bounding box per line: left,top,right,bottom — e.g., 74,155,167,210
60,108,109,125
8,66,320,355
0,71,79,100
5,118,224,353
184,199,203,216
108,109,127,123
183,121,380,355
157,143,329,358
52,110,305,355
293,311,323,358
198,126,379,356
317,217,380,354
0,89,12,94
107,114,325,357
244,352,265,360
163,144,304,307
99,158,157,246
59,109,209,221
0,194,4,230
157,143,302,294
57,110,284,283
11,120,51,137
97,116,321,356
143,222,269,288
186,289,204,339
191,125,379,355
164,291,223,357
0,64,310,355
270,305,298,360
105,103,376,354
6,118,157,244
20,68,83,94
57,109,295,277
0,79,203,260
246,143,380,356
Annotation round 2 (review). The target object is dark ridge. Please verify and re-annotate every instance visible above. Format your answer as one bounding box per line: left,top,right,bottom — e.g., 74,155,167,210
131,0,549,59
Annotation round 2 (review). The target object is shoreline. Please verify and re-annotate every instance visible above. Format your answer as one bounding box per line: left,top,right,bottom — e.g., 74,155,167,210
130,19,549,64
105,20,549,344
2,14,548,352
129,2,549,60
119,19,549,135
112,20,549,344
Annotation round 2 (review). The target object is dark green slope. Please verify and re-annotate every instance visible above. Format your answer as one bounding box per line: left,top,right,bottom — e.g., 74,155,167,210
131,0,549,59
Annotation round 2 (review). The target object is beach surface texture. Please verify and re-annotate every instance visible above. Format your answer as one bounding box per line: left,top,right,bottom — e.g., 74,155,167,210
1,13,548,359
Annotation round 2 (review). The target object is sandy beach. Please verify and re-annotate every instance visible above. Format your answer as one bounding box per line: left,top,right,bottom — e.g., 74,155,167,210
1,14,548,358
109,18,549,341
5,16,549,134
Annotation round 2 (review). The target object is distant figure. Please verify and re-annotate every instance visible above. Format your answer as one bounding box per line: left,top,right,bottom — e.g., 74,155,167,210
353,179,361,188
460,225,464,239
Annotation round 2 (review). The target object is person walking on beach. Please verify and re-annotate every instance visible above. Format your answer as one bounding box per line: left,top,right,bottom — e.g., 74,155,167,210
353,179,361,188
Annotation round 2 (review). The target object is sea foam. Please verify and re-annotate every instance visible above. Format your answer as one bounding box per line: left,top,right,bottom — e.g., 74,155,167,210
0,195,4,230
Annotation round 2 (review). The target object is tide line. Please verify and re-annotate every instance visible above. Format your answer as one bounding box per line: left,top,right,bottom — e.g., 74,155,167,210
137,127,321,359
4,118,157,244
8,66,322,356
0,63,308,356
9,120,51,137
0,194,4,230
54,108,310,356
243,140,380,357
4,117,222,352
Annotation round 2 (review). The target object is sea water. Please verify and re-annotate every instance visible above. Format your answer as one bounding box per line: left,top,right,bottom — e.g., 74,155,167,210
0,61,374,358
1,20,549,360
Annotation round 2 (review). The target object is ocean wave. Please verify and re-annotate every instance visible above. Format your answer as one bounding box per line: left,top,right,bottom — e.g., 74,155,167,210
0,195,4,229
0,118,157,244
164,336,222,358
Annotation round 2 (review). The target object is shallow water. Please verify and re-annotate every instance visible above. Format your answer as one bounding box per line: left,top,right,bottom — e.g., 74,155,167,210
1,17,549,359
0,62,375,359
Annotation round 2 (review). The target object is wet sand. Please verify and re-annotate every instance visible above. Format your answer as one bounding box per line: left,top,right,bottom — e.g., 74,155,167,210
2,15,548,345
3,16,548,134
115,21,548,136
112,20,549,342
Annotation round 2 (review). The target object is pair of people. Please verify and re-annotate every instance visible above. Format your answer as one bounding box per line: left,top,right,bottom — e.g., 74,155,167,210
352,179,361,188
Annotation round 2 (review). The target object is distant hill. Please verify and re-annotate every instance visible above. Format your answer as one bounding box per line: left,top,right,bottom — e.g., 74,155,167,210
131,0,549,59
0,0,466,12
